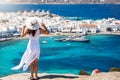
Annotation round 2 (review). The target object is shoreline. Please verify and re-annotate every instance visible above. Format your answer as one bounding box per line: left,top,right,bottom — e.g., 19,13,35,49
0,72,120,80
1,32,120,42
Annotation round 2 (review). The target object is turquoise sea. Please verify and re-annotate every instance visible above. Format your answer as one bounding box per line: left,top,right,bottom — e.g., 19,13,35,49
0,35,120,77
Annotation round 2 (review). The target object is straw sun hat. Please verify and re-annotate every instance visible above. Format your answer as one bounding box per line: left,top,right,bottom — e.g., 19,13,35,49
25,17,40,30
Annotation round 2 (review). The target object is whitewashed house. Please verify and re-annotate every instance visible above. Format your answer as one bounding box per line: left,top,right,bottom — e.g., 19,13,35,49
80,24,98,34
98,24,118,32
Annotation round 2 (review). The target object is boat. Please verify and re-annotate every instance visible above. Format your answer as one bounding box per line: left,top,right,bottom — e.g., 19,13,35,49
55,38,70,42
13,33,20,37
0,38,12,42
41,40,47,44
70,36,90,42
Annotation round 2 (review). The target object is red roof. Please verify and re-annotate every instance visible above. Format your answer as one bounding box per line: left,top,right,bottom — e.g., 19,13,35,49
80,24,97,28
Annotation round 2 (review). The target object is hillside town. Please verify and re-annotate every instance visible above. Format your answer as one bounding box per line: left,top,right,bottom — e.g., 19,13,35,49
0,10,120,41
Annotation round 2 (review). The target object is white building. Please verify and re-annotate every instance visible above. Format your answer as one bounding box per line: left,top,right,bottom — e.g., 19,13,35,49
80,24,98,34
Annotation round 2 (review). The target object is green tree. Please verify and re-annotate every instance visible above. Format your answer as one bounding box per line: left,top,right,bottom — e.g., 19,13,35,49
106,27,113,32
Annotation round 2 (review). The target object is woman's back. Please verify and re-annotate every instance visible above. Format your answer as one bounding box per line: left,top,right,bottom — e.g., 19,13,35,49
29,29,40,41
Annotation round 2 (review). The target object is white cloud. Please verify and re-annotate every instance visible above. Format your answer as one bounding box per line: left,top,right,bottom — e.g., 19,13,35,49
0,0,11,3
6,0,11,2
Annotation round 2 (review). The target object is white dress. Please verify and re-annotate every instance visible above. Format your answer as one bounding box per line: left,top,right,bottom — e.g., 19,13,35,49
11,29,40,71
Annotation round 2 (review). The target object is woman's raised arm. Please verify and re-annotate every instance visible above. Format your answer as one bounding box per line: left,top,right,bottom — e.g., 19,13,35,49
39,22,49,34
20,24,29,37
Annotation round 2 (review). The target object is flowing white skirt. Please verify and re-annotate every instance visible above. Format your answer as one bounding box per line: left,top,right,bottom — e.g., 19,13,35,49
11,40,40,71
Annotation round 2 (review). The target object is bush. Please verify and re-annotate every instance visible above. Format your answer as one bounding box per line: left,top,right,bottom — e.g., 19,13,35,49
109,67,120,72
106,27,113,32
79,70,90,75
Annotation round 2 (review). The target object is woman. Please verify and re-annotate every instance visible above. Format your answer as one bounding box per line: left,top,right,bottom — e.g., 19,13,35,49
11,17,49,80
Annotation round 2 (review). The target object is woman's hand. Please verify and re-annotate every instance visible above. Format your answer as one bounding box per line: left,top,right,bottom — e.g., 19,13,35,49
41,22,45,27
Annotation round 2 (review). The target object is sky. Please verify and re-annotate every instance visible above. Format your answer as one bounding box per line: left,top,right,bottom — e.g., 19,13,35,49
0,0,34,4
0,0,12,3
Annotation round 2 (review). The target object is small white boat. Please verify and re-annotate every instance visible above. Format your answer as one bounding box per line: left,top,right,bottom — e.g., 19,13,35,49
13,33,20,37
55,38,70,42
70,36,90,42
41,40,47,44
0,38,12,42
